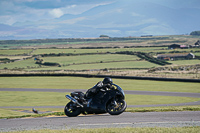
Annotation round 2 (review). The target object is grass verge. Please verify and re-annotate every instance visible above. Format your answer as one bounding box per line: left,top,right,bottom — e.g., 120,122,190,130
2,126,200,133
126,105,200,112
1,105,200,119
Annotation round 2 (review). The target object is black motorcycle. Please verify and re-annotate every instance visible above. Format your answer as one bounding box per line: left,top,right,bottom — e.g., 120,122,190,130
64,83,127,117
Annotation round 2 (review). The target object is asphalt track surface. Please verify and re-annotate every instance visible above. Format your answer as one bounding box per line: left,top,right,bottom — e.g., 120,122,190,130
0,88,200,131
1,112,200,132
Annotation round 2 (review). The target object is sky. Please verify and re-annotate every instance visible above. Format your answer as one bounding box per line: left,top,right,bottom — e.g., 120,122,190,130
0,0,200,40
0,0,112,25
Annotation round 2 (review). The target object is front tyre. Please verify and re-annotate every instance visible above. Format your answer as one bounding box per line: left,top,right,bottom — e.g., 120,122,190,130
64,102,81,117
106,99,127,115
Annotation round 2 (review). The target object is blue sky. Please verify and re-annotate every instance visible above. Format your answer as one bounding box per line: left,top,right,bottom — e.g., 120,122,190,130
0,0,200,40
0,0,113,25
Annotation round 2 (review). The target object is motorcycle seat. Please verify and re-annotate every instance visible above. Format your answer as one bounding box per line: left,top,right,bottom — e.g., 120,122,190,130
71,91,85,98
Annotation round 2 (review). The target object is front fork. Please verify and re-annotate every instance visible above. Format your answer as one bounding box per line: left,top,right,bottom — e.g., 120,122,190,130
112,98,118,107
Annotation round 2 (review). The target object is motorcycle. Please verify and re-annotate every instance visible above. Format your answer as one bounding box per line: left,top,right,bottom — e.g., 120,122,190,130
64,83,127,117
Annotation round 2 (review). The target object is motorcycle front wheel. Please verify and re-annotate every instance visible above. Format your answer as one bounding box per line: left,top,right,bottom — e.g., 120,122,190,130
106,99,127,115
64,102,81,117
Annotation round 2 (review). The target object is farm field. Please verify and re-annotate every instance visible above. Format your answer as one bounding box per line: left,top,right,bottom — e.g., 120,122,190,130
0,58,39,69
41,54,140,65
0,56,31,60
0,49,33,55
28,60,158,71
0,35,200,79
0,76,199,92
168,60,200,65
0,47,198,56
31,47,168,55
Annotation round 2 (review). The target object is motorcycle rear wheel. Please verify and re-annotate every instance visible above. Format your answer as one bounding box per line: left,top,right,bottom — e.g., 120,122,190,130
64,102,81,117
106,99,127,115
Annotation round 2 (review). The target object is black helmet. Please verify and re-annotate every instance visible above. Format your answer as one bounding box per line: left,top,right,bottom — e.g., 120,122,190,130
103,77,113,84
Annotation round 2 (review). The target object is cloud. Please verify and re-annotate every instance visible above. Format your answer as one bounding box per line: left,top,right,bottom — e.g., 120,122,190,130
0,0,113,25
49,8,64,18
59,17,86,24
131,12,143,17
0,16,17,25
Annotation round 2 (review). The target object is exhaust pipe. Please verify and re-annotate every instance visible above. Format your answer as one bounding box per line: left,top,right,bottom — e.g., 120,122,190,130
65,95,83,108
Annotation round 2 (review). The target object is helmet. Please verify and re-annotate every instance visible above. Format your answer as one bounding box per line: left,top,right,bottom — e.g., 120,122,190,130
103,77,113,84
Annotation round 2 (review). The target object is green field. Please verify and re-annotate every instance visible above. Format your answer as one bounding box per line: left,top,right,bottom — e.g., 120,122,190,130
31,47,200,55
169,60,200,65
28,60,158,71
0,56,31,60
0,58,40,69
0,54,158,70
0,49,33,55
0,53,199,71
1,92,198,107
0,40,200,75
1,77,199,93
63,60,157,70
31,47,168,55
41,54,139,65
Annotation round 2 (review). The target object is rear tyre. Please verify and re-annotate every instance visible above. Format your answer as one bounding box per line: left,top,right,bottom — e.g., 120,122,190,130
106,99,127,115
64,102,81,117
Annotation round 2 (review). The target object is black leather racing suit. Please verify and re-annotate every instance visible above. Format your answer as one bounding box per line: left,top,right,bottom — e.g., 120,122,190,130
85,81,111,99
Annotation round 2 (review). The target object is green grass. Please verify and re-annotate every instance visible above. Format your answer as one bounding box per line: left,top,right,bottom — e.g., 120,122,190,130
0,108,64,118
0,91,69,107
3,127,200,133
41,54,139,66
125,94,200,105
0,77,199,93
29,60,159,71
194,52,200,56
1,47,199,71
169,60,200,65
32,48,116,55
0,108,34,118
1,91,199,107
0,53,154,70
32,47,200,55
0,58,40,69
1,90,200,118
64,61,158,70
0,56,31,60
126,105,200,112
0,49,33,55
32,47,168,55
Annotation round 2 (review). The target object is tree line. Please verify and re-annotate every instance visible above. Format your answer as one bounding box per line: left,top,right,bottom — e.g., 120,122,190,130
190,31,200,36
0,36,170,45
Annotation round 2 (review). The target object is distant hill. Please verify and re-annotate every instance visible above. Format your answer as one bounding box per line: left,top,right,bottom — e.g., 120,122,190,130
1,0,200,40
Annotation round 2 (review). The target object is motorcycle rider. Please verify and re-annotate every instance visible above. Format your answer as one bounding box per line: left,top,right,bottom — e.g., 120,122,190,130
85,77,113,99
